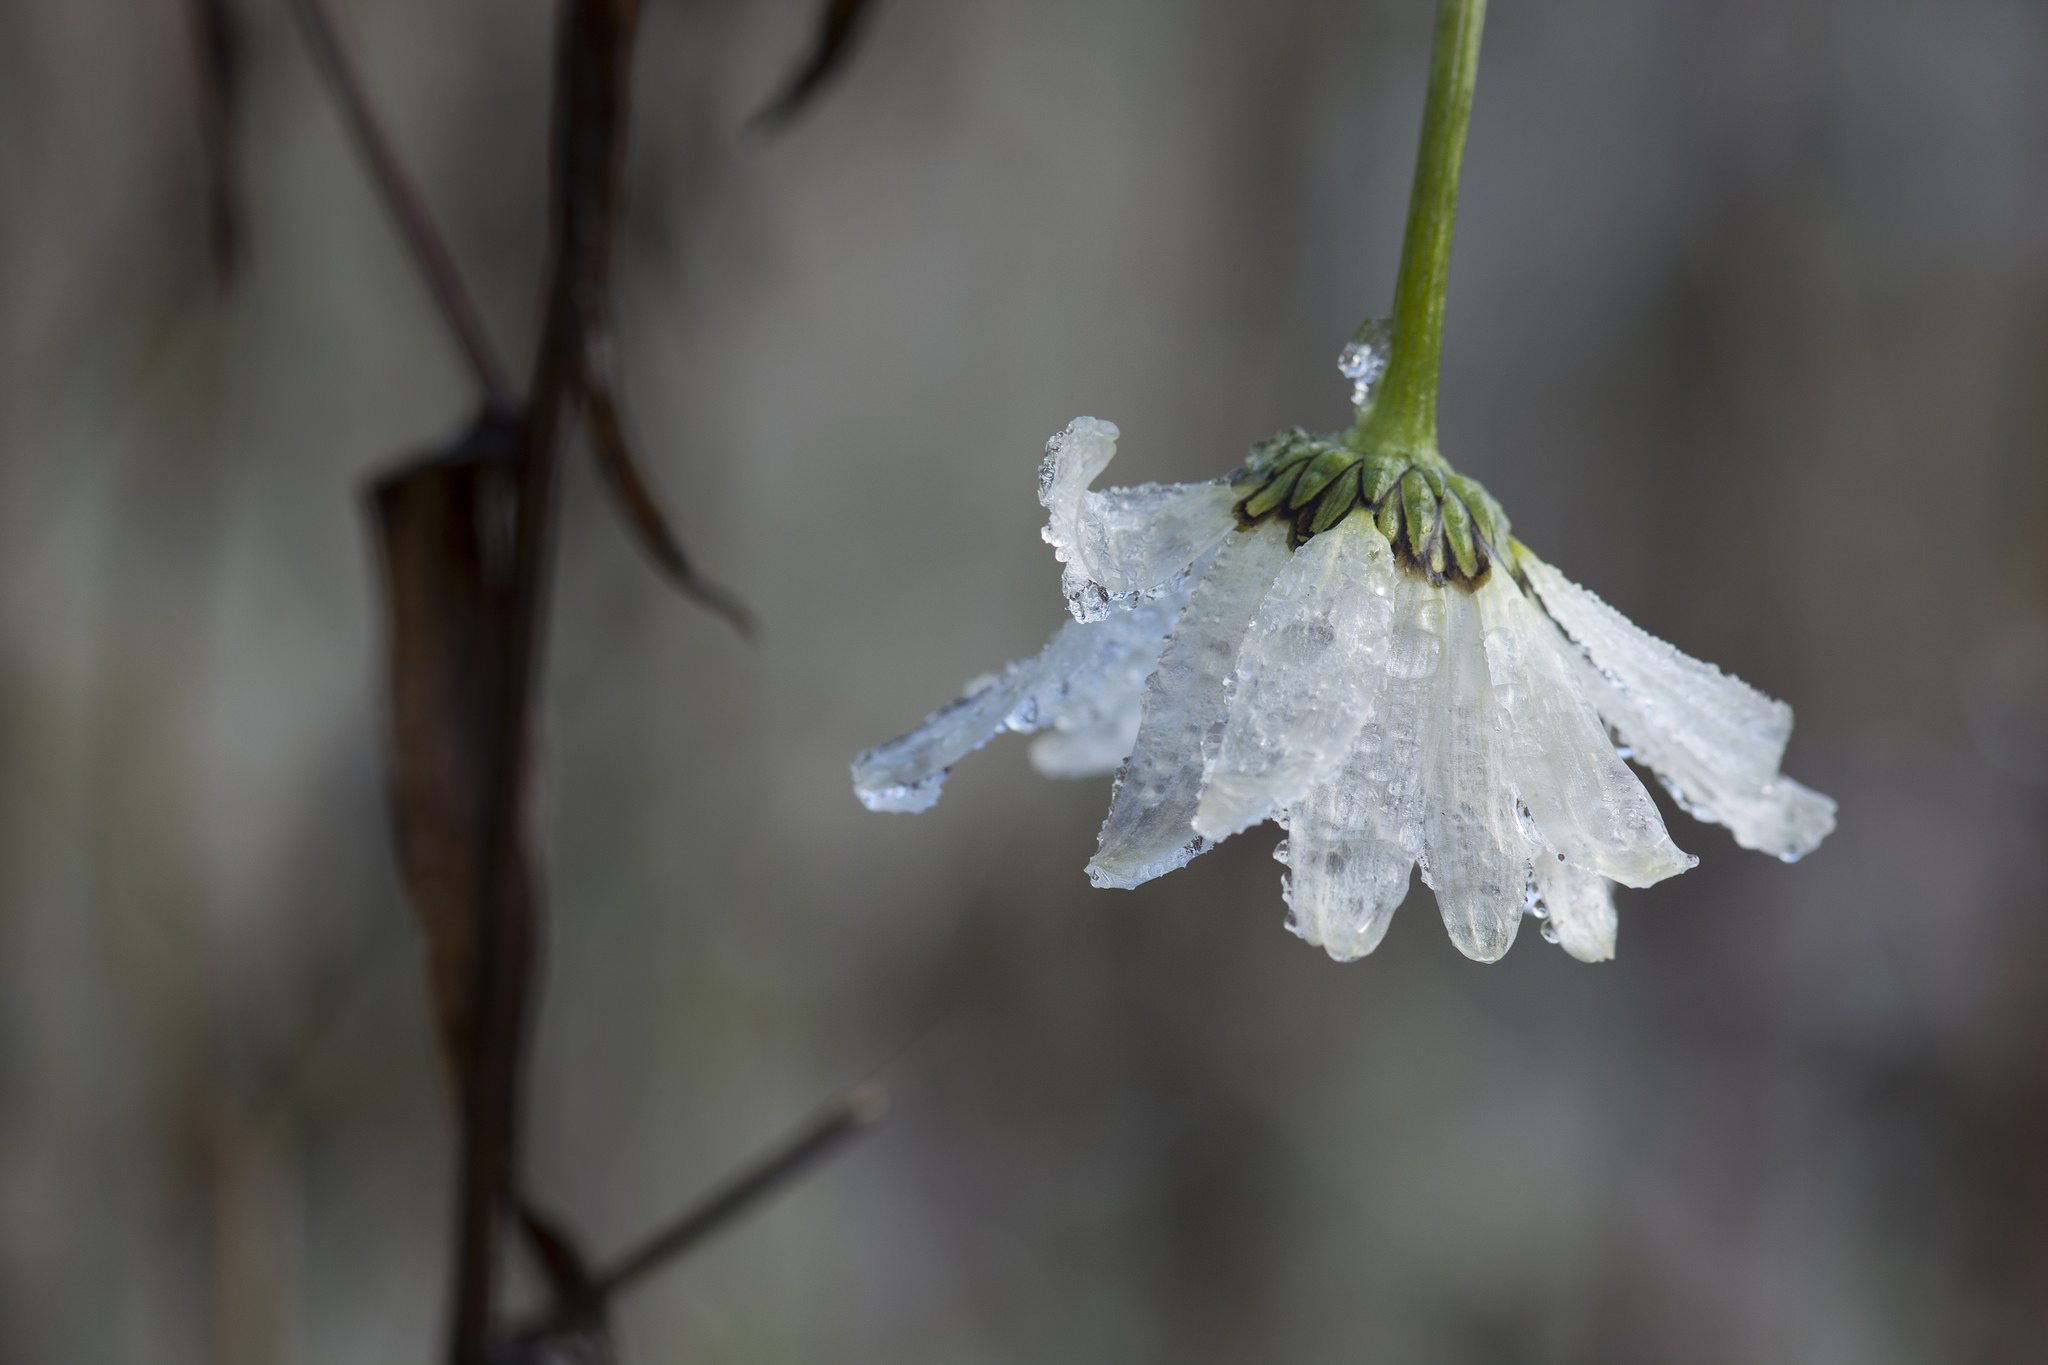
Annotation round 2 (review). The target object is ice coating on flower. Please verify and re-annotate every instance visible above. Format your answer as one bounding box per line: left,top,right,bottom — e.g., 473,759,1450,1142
1193,514,1400,842
1089,521,1296,888
855,405,1836,967
1277,572,1442,959
1474,573,1694,888
1418,586,1533,962
1337,318,1394,410
1529,855,1617,964
1029,715,1142,779
1039,417,1239,622
1521,554,1837,861
851,570,1199,813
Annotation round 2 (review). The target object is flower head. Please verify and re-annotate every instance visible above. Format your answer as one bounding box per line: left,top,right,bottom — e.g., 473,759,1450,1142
851,0,1833,962
852,380,1834,964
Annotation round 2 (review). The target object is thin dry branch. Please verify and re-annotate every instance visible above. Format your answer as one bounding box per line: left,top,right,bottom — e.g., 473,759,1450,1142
579,326,755,637
514,1087,888,1349
748,0,880,133
291,0,516,409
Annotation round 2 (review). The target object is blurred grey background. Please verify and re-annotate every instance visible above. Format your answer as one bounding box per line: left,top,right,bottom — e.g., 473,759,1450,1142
3,0,2047,1361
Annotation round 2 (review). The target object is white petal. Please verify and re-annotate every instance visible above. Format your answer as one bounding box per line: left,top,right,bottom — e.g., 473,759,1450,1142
1531,856,1618,963
1419,586,1534,963
1193,514,1400,842
1089,522,1295,888
852,574,1197,813
1475,574,1694,888
1277,571,1444,959
1522,554,1837,861
1030,715,1141,779
1039,417,1239,621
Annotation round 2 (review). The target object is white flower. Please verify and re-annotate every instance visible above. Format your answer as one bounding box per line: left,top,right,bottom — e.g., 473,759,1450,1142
852,417,1834,964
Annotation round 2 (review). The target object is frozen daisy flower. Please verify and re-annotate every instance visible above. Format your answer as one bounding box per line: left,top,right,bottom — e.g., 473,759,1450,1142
851,400,1834,963
850,0,1834,962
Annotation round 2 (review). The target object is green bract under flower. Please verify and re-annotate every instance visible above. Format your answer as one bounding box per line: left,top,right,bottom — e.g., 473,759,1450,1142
1231,429,1513,589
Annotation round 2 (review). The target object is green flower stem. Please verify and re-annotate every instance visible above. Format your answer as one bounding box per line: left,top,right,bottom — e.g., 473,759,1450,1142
1354,0,1486,462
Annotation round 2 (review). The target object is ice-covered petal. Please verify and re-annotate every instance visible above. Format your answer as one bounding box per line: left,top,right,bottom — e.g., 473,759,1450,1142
1039,417,1239,622
1531,855,1617,964
1522,554,1837,861
1030,714,1140,779
1089,522,1294,888
1475,574,1694,888
1419,587,1534,962
852,572,1199,813
1193,514,1400,842
1277,573,1443,958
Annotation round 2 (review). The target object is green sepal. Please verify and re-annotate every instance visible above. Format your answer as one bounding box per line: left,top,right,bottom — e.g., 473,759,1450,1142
1440,489,1478,579
1417,464,1446,499
1359,453,1408,506
1305,463,1363,537
1400,470,1436,559
1242,461,1307,519
1241,427,1317,482
1375,495,1402,543
1446,474,1509,553
1288,447,1357,509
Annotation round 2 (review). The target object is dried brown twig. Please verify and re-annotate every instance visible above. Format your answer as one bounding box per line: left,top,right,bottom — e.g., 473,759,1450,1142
749,0,881,133
514,1087,889,1352
308,0,888,1358
290,0,515,409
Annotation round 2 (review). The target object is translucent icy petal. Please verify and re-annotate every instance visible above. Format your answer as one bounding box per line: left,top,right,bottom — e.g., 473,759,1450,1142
1419,587,1535,963
1277,572,1443,959
851,572,1200,813
1474,574,1694,888
1030,714,1140,779
1039,417,1239,622
1531,855,1617,964
1193,515,1399,842
1522,555,1837,861
1089,522,1295,888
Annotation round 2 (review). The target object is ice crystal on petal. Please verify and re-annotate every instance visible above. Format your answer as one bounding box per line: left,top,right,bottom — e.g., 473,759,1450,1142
1418,587,1532,963
1522,555,1836,861
1039,417,1239,621
1278,571,1442,959
1090,522,1295,888
1193,514,1399,842
851,569,1200,813
1529,856,1618,963
1474,574,1694,888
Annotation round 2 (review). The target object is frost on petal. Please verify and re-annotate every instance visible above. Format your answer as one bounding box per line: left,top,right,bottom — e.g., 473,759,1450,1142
1277,572,1443,959
1475,575,1694,888
1089,522,1295,889
1193,515,1399,842
1531,855,1617,964
1039,417,1239,621
1030,716,1142,779
1522,555,1837,861
851,572,1200,813
1419,587,1534,963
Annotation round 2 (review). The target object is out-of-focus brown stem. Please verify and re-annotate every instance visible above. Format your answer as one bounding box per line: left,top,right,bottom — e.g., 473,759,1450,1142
514,1087,889,1348
447,1,639,1362
189,0,240,285
290,0,517,411
580,325,756,637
